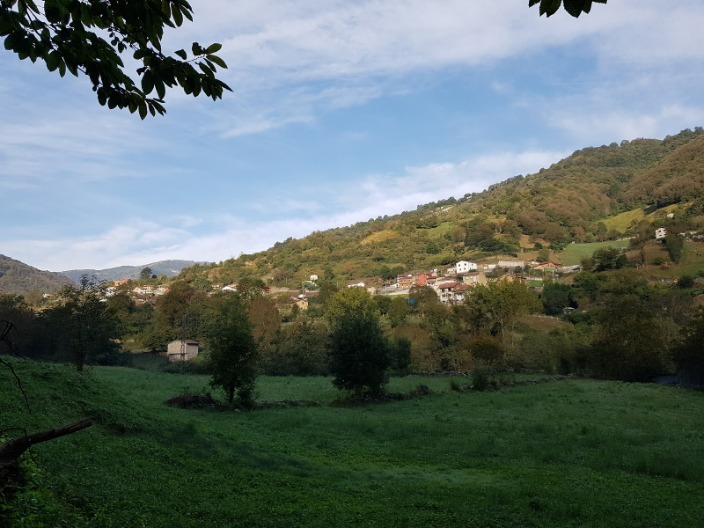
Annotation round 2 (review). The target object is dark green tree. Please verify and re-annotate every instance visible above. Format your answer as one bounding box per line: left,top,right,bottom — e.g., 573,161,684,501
589,296,670,382
0,0,231,117
327,288,390,396
151,281,200,347
541,283,574,316
46,276,123,370
592,247,627,272
236,277,268,302
262,318,329,376
408,285,439,316
205,293,258,406
0,295,39,356
672,307,704,386
677,274,695,289
665,235,684,263
387,296,411,327
139,267,154,280
388,336,412,375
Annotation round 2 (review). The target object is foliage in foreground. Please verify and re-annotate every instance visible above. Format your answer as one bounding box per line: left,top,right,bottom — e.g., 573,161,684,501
0,0,231,117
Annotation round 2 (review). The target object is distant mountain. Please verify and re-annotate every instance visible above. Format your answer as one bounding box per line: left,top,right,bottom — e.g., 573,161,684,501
0,255,73,295
60,260,204,284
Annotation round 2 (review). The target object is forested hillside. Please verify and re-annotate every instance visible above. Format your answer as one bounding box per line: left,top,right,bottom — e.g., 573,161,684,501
178,128,704,286
0,255,73,296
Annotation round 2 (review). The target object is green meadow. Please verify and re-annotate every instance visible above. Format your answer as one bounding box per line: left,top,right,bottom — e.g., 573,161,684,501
558,240,632,266
3,360,704,527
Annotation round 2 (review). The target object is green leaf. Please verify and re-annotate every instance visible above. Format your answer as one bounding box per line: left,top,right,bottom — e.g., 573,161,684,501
198,61,214,77
4,33,17,51
45,50,60,71
174,48,187,60
538,0,561,17
141,69,155,94
172,5,183,26
207,54,227,69
205,43,222,54
155,78,166,100
138,101,148,119
564,0,588,17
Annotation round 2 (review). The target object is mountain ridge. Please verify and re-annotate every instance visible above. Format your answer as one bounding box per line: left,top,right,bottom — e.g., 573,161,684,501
60,260,204,284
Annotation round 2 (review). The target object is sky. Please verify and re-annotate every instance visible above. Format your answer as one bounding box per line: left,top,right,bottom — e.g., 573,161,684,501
2,0,704,272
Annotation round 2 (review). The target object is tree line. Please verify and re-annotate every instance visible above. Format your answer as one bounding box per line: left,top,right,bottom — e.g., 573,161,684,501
2,252,704,402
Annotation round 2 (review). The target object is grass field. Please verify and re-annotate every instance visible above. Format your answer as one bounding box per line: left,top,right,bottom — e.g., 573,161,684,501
601,204,682,234
558,239,631,266
3,359,704,527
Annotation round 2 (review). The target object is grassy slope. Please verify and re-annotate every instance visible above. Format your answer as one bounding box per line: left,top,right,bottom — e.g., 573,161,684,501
557,239,631,266
3,359,704,527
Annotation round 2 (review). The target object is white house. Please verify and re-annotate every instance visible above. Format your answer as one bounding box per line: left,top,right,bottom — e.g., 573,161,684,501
655,227,667,240
310,274,319,281
455,261,478,274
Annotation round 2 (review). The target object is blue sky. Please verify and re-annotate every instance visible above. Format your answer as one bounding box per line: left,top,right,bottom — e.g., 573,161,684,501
2,0,704,272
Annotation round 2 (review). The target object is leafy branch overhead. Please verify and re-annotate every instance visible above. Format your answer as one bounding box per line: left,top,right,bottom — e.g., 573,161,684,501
0,0,232,118
529,0,607,18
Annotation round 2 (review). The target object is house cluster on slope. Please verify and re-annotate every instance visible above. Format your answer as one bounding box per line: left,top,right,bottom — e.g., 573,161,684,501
336,259,577,305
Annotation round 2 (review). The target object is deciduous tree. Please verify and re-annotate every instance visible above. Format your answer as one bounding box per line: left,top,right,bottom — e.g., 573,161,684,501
0,0,231,117
45,276,123,370
205,292,258,406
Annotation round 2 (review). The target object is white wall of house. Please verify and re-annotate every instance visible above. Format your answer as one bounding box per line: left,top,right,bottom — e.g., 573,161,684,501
455,261,477,273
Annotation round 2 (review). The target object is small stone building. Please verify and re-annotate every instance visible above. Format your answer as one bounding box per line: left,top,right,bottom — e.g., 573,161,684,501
167,340,200,362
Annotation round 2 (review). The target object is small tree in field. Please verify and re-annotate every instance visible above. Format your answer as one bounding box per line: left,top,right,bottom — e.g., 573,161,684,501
327,288,390,396
205,293,258,407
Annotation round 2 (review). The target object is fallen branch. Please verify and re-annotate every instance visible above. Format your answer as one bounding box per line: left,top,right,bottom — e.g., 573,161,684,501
0,418,92,468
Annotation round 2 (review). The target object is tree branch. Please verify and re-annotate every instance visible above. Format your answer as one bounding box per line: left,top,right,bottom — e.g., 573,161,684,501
0,419,92,468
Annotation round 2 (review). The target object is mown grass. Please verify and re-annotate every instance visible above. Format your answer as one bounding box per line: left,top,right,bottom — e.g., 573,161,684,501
3,359,704,527
558,239,631,266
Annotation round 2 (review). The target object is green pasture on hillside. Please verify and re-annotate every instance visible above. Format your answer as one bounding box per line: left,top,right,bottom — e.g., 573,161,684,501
558,239,631,266
3,360,704,527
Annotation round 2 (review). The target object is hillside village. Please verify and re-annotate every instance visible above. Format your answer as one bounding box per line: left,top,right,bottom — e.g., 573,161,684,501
104,257,574,308
102,222,704,313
